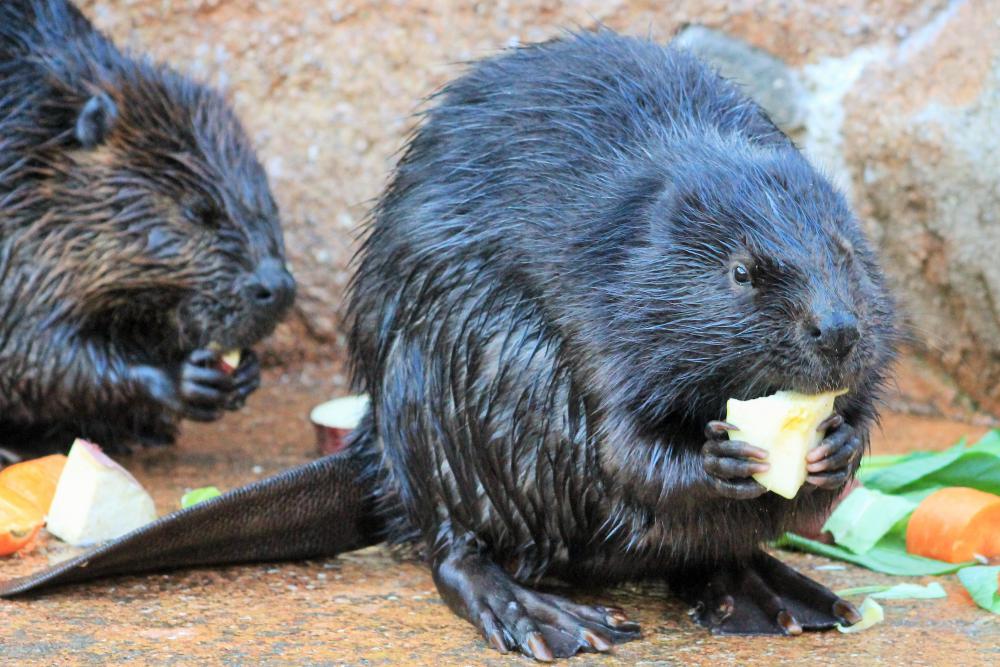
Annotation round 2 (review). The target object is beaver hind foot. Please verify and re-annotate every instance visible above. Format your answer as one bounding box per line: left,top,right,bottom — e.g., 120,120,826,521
433,549,641,660
671,550,862,635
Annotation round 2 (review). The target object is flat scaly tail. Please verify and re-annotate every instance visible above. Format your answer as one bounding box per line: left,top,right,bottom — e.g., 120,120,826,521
0,449,381,597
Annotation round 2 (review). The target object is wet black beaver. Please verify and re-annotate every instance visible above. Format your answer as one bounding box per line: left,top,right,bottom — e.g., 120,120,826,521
0,0,295,457
1,31,897,662
345,30,897,657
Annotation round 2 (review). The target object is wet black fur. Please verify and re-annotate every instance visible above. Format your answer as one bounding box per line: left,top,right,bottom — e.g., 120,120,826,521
347,32,897,585
0,0,290,452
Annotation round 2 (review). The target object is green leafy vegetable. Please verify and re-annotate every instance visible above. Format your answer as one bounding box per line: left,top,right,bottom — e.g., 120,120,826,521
777,532,969,576
957,566,1000,614
862,431,1000,497
782,430,1000,572
822,486,915,554
180,486,222,509
836,582,946,600
835,585,890,597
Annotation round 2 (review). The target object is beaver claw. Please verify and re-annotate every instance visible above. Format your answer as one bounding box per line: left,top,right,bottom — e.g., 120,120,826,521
670,550,861,635
433,550,640,661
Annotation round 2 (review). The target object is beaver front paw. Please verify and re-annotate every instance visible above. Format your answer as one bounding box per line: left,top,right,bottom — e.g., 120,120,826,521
702,420,770,500
805,414,862,490
175,348,237,422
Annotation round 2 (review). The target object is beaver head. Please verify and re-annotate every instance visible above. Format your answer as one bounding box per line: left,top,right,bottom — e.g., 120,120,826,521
604,137,898,427
2,0,295,362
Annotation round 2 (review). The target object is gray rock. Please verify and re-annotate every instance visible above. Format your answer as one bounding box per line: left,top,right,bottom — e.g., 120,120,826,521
673,24,810,134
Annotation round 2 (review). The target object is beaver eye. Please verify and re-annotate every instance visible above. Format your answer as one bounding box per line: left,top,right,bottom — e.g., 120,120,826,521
184,202,222,229
732,263,752,285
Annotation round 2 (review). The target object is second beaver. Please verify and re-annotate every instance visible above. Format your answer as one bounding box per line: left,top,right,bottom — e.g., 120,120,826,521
0,0,295,456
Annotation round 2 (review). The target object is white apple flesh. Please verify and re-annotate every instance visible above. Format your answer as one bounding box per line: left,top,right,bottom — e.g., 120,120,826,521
219,349,241,374
46,439,158,546
725,389,846,499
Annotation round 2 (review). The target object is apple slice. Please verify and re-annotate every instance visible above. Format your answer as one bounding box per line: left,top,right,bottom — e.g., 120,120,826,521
310,394,369,455
219,349,241,374
725,389,846,499
46,439,158,546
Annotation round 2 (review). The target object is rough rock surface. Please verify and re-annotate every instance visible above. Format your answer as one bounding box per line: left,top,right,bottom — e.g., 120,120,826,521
70,1,996,413
840,0,1000,414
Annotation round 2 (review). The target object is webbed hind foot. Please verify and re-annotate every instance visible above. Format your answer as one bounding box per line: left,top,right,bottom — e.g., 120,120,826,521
433,548,640,661
670,550,862,635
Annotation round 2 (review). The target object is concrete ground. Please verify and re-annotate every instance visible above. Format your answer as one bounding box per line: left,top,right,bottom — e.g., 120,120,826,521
1,364,998,666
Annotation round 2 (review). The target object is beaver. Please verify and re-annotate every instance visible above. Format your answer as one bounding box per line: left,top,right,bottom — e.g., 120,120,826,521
1,31,897,661
0,0,295,458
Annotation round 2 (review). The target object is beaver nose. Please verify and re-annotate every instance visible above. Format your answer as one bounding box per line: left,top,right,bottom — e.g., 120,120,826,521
807,311,860,359
244,259,296,314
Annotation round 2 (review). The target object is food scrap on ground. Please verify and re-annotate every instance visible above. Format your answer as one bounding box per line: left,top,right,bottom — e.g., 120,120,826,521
46,439,157,546
0,454,67,556
311,394,369,455
906,487,1000,563
181,486,223,508
779,429,1000,614
836,597,885,633
835,582,947,600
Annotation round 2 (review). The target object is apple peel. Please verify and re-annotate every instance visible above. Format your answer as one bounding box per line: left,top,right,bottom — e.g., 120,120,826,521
219,349,241,374
310,394,369,455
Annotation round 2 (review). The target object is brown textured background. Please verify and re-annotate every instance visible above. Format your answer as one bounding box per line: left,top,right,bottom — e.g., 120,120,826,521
78,0,999,416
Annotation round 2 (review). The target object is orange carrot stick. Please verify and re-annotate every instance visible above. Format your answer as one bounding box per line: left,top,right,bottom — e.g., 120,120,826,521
906,487,1000,563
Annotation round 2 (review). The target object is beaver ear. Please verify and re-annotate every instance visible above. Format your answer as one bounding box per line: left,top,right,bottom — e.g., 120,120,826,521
75,93,118,148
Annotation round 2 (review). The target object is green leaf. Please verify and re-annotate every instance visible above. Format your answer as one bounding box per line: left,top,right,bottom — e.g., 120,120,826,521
858,453,932,481
822,486,916,554
836,585,891,597
863,441,968,492
835,583,946,599
180,486,222,509
776,532,970,576
863,430,1000,496
873,582,947,599
957,566,1000,614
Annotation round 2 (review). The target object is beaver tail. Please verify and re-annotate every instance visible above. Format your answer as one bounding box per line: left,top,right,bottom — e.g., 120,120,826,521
0,443,382,597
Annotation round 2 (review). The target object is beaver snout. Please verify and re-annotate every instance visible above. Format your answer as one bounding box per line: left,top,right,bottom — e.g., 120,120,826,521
241,258,296,319
805,310,860,360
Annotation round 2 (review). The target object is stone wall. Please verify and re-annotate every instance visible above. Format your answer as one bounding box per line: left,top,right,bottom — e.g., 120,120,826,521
79,1,998,414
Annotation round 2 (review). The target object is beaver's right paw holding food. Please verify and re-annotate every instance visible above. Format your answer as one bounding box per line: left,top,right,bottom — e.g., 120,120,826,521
128,348,253,423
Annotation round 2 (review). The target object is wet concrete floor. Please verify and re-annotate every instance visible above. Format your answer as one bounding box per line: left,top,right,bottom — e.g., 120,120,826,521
1,364,997,665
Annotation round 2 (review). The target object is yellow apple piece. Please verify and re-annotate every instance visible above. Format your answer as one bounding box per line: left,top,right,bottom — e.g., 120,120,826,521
46,439,158,546
725,389,846,499
219,349,241,374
